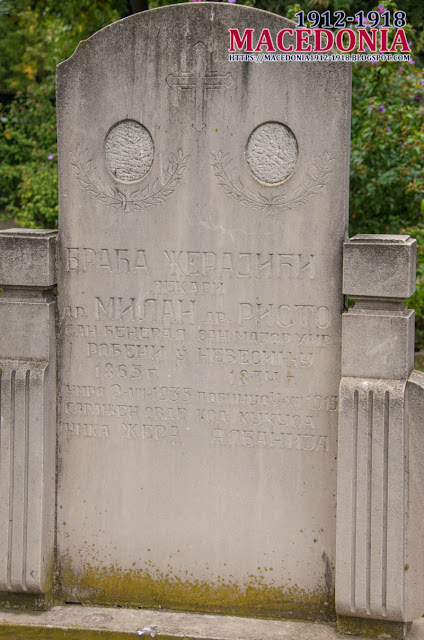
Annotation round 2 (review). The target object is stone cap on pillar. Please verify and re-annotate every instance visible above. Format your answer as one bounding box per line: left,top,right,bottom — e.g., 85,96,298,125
343,234,417,299
0,229,57,288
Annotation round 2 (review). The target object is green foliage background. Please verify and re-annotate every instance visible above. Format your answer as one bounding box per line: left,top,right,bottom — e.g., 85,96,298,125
1,0,424,343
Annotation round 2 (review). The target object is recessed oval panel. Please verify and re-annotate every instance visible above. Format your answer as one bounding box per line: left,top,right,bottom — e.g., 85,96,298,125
104,120,154,182
246,122,298,184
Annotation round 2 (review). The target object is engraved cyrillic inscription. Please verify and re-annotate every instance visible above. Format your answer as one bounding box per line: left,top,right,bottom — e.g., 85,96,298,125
60,244,338,458
239,303,331,329
65,324,97,338
65,402,139,418
152,281,224,296
212,429,329,451
65,248,315,279
95,297,196,324
163,250,315,279
122,423,179,441
65,384,106,398
104,326,185,341
196,347,314,367
64,423,111,438
197,391,338,411
66,248,149,273
87,342,164,360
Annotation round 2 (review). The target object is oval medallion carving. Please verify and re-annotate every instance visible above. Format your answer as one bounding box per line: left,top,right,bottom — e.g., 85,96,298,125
104,120,154,182
246,122,298,185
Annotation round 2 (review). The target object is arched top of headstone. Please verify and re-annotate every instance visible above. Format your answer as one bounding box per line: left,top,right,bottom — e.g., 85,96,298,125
57,1,350,227
58,3,296,69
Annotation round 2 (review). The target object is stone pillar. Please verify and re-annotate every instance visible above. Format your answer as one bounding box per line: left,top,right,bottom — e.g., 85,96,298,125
336,234,424,639
0,230,57,603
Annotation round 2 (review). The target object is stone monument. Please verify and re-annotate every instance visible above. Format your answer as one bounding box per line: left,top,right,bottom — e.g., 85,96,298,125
0,4,423,639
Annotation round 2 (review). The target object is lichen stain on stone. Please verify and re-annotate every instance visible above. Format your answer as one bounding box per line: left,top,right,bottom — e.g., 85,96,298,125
0,625,133,639
58,554,335,622
321,551,333,593
337,615,410,640
0,590,52,612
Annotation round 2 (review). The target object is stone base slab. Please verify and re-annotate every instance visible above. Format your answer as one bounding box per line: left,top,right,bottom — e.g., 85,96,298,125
0,607,424,640
0,590,52,611
338,615,413,639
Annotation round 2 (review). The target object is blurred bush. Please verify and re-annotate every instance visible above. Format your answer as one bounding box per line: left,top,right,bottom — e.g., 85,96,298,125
349,54,424,236
0,0,124,227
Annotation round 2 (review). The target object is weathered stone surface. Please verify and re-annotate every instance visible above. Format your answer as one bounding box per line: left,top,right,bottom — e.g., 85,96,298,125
342,235,415,381
1,605,424,640
104,120,154,182
343,235,416,300
0,4,423,636
336,235,424,629
336,378,409,620
336,370,424,631
56,3,351,616
0,229,56,288
246,122,298,184
404,370,424,622
341,308,414,380
3,604,424,640
337,616,412,640
0,230,57,595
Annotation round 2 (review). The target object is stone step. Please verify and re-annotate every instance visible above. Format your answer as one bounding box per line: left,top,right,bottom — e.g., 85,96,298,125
0,606,423,640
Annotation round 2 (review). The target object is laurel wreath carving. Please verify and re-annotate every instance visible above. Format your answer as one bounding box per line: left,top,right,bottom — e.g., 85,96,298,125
70,146,189,212
211,151,334,214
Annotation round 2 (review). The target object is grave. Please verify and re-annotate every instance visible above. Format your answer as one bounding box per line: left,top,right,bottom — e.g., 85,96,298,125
0,4,423,639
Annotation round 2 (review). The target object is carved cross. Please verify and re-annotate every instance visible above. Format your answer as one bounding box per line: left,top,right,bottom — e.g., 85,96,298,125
167,42,233,132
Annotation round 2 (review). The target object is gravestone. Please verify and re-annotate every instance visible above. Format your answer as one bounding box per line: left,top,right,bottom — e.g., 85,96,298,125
0,4,424,639
55,2,348,620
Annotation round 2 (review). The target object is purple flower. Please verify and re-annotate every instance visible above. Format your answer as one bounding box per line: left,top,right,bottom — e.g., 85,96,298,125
378,4,384,12
415,94,423,102
387,126,391,132
409,59,415,64
377,105,386,112
228,0,237,4
370,104,375,110
420,80,424,86
371,60,379,65
48,153,54,160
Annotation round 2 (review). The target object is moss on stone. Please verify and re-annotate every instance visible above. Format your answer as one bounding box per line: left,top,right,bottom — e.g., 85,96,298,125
0,625,132,639
337,615,411,639
58,554,335,622
0,590,53,611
